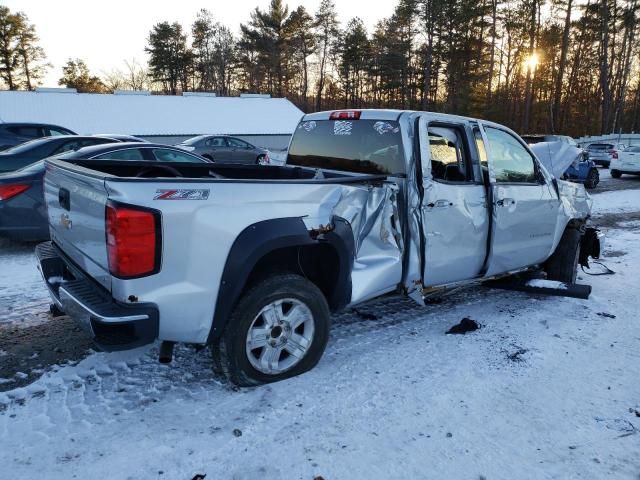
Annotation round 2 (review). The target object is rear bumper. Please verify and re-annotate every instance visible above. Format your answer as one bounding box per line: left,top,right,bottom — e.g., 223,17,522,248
611,162,640,173
35,241,159,351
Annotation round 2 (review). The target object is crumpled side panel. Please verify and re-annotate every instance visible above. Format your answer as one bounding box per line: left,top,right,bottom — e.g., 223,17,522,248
332,184,404,304
551,179,593,250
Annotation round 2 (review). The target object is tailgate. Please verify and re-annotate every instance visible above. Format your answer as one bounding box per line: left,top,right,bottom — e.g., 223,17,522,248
44,160,112,291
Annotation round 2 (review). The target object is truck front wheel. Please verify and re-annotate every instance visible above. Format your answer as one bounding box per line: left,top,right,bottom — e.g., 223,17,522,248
544,228,581,283
212,274,331,386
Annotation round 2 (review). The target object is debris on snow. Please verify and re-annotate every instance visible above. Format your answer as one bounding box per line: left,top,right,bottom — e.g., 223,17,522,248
446,318,480,335
351,308,379,320
596,312,616,319
507,348,529,362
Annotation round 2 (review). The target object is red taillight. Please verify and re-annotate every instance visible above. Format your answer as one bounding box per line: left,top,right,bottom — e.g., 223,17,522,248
0,184,30,201
329,110,361,120
106,203,160,278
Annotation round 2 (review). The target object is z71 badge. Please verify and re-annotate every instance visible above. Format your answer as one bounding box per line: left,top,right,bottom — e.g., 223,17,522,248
154,189,210,200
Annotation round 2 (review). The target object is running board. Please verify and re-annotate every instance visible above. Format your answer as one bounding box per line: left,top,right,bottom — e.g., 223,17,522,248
485,278,592,299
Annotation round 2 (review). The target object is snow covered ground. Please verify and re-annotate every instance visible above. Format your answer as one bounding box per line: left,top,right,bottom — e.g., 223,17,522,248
0,238,51,327
0,183,639,479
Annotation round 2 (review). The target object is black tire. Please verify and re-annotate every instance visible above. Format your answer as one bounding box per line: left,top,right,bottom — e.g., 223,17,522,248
544,228,581,283
611,169,622,178
256,154,266,165
212,274,330,386
584,168,599,189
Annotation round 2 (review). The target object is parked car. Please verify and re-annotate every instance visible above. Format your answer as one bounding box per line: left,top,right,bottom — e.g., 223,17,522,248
563,157,600,189
610,145,640,178
585,142,627,168
524,134,598,189
521,134,579,146
0,136,119,173
37,109,602,386
0,143,209,241
0,122,76,151
175,135,270,164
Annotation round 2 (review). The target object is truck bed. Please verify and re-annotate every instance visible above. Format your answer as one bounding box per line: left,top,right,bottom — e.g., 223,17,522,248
49,159,389,184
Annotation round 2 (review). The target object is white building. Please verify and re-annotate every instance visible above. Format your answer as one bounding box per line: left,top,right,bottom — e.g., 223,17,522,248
0,89,304,150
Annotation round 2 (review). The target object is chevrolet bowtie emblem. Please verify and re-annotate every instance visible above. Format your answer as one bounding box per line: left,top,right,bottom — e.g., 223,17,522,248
60,213,73,230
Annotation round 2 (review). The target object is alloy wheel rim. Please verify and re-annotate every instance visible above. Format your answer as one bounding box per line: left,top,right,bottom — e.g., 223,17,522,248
246,298,315,375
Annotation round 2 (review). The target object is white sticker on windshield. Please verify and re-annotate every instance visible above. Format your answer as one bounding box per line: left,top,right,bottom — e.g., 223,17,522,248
334,121,353,136
299,121,317,132
373,121,399,135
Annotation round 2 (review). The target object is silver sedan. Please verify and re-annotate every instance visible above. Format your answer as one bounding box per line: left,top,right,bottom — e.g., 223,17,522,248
175,135,270,164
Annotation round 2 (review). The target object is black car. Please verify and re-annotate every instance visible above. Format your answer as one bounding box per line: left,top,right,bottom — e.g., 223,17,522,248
0,136,120,173
0,122,77,151
0,143,210,241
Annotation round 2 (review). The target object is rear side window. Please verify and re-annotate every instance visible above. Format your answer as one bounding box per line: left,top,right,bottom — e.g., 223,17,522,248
93,149,145,161
8,126,42,137
47,127,71,136
206,137,226,147
627,146,640,153
227,138,250,148
484,127,537,183
152,148,203,162
427,126,474,183
288,119,405,175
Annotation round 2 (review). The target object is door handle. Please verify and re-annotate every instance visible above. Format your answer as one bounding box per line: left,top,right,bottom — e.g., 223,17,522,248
426,199,453,208
496,198,516,207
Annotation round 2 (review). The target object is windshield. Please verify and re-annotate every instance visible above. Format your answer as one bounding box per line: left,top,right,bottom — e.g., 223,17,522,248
179,135,208,146
0,137,52,155
287,119,405,175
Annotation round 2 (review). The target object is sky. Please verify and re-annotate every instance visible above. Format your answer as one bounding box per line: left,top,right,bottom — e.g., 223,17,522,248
1,0,397,87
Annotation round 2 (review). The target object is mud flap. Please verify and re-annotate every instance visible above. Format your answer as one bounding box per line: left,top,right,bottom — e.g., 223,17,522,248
579,227,604,268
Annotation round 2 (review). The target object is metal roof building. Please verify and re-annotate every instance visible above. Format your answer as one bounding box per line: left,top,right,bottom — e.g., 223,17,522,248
0,89,304,149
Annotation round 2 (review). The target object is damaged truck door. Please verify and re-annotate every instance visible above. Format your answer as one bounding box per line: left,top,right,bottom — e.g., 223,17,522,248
417,115,489,286
478,125,560,276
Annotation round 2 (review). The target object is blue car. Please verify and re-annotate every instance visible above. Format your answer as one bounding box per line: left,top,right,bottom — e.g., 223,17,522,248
0,142,210,241
563,155,600,189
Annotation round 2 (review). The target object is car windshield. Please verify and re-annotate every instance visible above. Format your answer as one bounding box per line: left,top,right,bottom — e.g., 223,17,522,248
287,119,406,175
0,137,53,155
179,136,208,146
587,144,613,150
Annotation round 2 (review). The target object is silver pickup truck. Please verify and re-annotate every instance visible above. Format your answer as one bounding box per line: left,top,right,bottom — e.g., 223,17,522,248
36,110,602,386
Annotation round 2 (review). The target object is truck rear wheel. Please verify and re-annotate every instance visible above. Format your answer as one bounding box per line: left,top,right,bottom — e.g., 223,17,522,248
610,169,622,178
544,228,581,283
212,274,330,386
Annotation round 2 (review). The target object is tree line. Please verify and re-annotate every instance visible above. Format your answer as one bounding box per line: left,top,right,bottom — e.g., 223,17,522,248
1,1,639,136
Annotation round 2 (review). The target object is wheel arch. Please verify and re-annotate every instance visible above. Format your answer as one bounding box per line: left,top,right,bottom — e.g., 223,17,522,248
207,217,354,343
